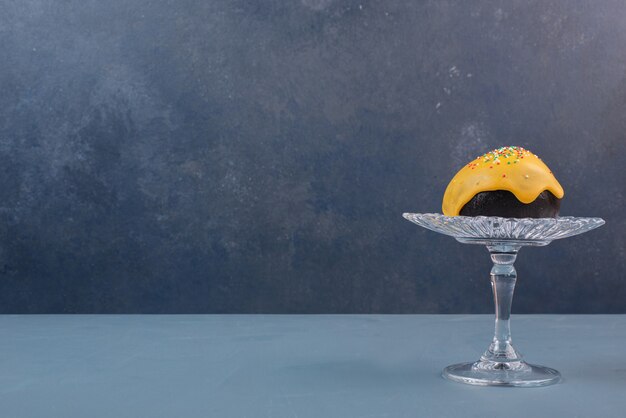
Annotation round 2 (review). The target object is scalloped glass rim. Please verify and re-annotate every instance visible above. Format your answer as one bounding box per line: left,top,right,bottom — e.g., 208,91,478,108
402,213,605,245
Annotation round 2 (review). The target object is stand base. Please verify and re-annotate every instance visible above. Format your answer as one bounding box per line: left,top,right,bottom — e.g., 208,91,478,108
442,361,561,387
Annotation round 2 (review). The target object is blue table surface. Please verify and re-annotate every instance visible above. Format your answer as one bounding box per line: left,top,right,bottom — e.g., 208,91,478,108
0,315,625,418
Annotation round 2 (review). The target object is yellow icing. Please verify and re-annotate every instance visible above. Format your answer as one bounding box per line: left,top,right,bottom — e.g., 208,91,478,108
442,146,564,216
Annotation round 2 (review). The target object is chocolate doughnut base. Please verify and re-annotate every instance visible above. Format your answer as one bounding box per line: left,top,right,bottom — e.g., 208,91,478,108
459,190,561,218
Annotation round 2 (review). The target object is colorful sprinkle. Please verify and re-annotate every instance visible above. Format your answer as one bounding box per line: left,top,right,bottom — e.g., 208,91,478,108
464,146,539,178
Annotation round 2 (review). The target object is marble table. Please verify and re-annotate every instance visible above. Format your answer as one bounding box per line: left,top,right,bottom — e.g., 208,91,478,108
0,315,624,417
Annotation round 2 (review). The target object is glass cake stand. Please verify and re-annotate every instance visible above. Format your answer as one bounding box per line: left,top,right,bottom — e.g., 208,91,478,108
403,213,605,387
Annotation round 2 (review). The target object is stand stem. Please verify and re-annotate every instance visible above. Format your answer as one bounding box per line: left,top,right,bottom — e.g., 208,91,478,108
479,244,524,367
441,241,563,386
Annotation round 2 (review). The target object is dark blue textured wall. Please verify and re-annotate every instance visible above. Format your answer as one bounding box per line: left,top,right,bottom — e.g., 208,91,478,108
0,0,624,313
